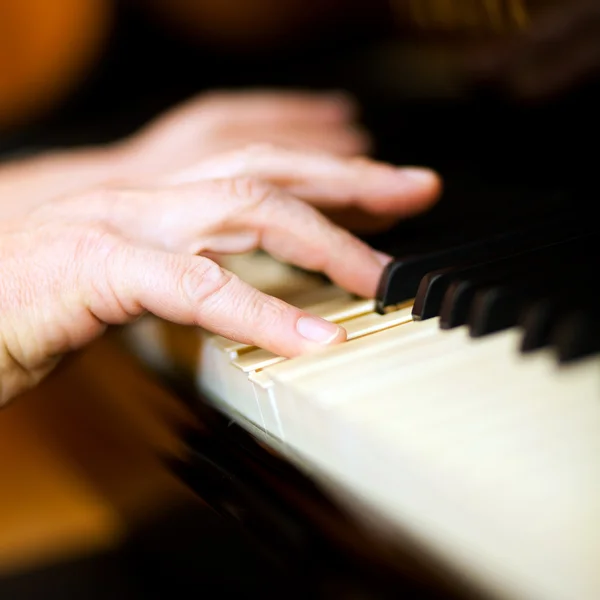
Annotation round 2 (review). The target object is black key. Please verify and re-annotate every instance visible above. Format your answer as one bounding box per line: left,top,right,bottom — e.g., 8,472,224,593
467,258,590,337
552,309,600,363
412,231,596,321
439,279,475,329
438,233,599,329
468,285,527,337
412,267,456,321
520,297,569,352
376,210,594,312
518,267,597,352
468,273,560,337
438,250,559,329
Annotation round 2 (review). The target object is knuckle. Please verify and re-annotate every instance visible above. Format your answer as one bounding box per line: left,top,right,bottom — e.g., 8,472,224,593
222,176,277,207
246,293,288,329
72,223,122,261
179,259,234,306
66,224,126,301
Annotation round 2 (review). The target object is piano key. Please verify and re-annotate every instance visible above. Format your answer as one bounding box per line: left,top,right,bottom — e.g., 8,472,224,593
232,349,285,373
264,327,600,600
467,286,521,337
520,298,566,353
121,230,600,600
245,319,442,439
411,266,457,321
553,309,600,363
209,286,365,357
467,277,559,338
220,251,324,298
469,259,600,342
232,303,414,374
296,293,374,322
437,234,596,331
414,260,540,325
199,285,366,428
519,293,588,356
411,231,598,322
376,212,594,312
263,318,441,391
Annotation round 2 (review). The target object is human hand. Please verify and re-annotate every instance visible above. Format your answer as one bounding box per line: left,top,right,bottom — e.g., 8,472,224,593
117,89,371,179
0,89,370,220
0,148,440,405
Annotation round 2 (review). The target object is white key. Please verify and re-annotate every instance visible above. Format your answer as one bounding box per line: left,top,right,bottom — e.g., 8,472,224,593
267,326,600,600
232,304,414,373
200,284,383,430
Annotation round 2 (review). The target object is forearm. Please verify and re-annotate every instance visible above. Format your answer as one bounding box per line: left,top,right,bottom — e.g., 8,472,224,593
0,144,127,219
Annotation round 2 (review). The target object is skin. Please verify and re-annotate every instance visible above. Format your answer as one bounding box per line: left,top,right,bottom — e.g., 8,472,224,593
0,90,441,406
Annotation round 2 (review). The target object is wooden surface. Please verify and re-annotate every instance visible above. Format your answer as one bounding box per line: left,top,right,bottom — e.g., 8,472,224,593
0,331,199,577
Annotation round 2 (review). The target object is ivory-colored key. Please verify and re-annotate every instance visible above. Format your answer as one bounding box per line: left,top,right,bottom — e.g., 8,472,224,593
248,371,283,437
259,326,600,600
308,343,600,600
247,318,439,439
220,252,323,297
207,252,326,356
208,286,372,356
232,303,414,373
263,317,441,391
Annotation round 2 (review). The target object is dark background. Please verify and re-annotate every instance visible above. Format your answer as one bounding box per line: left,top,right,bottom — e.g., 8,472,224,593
2,0,597,244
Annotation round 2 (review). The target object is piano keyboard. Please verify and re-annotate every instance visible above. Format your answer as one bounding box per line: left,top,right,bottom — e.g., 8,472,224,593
124,218,600,600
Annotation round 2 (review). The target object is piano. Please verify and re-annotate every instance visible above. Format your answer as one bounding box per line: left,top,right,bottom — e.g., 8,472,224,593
120,3,600,597
121,2,600,597
124,198,599,599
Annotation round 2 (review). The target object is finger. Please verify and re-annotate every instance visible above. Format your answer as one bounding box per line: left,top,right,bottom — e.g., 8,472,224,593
49,180,391,298
236,187,393,297
169,145,442,218
199,122,372,156
173,89,357,127
100,246,347,358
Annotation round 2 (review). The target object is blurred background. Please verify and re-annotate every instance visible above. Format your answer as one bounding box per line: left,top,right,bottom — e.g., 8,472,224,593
1,0,598,233
0,1,598,598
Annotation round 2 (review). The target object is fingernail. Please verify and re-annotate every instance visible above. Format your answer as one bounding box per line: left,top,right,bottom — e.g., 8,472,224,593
397,167,438,185
374,251,393,266
297,316,343,345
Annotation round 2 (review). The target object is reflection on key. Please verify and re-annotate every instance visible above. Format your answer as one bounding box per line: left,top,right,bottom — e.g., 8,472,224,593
343,303,413,339
232,302,414,373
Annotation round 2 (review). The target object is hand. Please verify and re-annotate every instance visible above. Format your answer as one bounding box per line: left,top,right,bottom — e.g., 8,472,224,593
117,89,371,178
0,89,369,219
468,0,600,100
158,142,439,233
0,147,440,405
